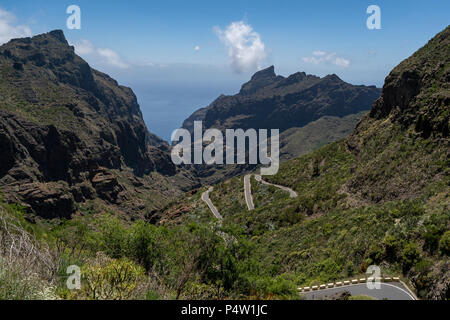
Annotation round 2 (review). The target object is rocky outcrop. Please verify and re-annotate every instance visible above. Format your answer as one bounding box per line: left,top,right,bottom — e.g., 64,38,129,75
14,182,75,219
370,26,449,138
91,170,124,204
239,66,284,95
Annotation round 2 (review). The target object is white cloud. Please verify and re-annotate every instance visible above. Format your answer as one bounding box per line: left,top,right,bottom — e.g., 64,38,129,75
215,21,267,74
74,39,94,55
97,48,129,69
334,57,350,67
73,39,129,69
0,8,32,45
302,50,350,68
312,50,326,57
194,45,200,51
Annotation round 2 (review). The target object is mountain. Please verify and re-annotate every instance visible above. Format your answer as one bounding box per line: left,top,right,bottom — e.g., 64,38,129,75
0,26,447,301
160,26,449,299
0,30,196,219
181,66,380,183
279,111,367,161
183,65,380,133
260,26,450,299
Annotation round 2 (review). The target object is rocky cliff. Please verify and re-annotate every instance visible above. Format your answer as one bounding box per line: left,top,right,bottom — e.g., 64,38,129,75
369,26,449,138
0,30,193,219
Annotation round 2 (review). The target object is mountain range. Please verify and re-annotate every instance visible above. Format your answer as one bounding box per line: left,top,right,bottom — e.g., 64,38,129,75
0,26,448,300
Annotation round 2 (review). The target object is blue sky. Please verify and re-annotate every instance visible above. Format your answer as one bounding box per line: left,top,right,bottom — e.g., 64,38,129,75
1,0,449,140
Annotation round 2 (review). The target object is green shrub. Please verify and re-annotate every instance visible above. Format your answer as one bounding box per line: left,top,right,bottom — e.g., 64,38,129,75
423,225,441,253
402,242,421,270
384,235,402,261
439,231,450,256
128,221,161,271
96,216,129,259
71,255,145,300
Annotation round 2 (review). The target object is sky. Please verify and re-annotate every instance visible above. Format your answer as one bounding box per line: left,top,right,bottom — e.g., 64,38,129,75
0,0,449,140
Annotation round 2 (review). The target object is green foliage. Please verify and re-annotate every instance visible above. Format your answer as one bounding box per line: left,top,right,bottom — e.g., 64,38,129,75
402,242,422,270
348,295,375,300
127,221,161,272
439,231,450,256
383,235,402,261
423,225,442,254
71,256,145,300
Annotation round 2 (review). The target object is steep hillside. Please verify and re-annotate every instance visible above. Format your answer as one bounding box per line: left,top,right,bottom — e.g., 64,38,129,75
158,26,450,299
279,111,367,161
258,26,449,299
0,30,195,219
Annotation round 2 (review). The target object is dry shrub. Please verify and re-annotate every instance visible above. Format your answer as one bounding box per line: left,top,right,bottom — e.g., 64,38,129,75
0,206,59,299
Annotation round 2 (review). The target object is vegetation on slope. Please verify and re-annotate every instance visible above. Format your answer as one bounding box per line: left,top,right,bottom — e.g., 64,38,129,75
0,27,448,300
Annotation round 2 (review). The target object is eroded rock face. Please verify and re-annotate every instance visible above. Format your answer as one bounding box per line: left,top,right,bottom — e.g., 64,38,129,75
370,26,449,138
91,171,124,204
12,182,75,219
0,30,180,217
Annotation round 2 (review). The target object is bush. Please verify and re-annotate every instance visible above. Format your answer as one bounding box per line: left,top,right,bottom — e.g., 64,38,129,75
71,254,145,300
250,275,299,299
128,221,161,272
402,242,421,270
384,235,402,261
96,216,129,259
0,259,57,300
423,225,441,253
439,231,450,256
367,244,384,264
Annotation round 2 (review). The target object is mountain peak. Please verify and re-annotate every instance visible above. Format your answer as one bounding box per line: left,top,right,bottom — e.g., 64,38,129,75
240,66,284,94
251,65,276,80
47,29,68,44
323,73,342,82
8,29,69,46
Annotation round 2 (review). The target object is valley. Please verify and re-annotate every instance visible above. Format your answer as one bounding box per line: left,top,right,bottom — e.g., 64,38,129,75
0,25,448,301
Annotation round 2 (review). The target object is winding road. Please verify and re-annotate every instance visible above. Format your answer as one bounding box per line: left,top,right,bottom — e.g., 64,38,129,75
244,174,298,211
202,181,416,300
201,183,415,301
302,282,416,300
201,187,223,220
244,175,255,211
255,175,298,198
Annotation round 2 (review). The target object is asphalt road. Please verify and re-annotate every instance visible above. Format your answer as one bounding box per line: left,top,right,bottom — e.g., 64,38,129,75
302,282,416,300
201,187,223,220
244,175,255,211
244,174,298,211
254,175,298,198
